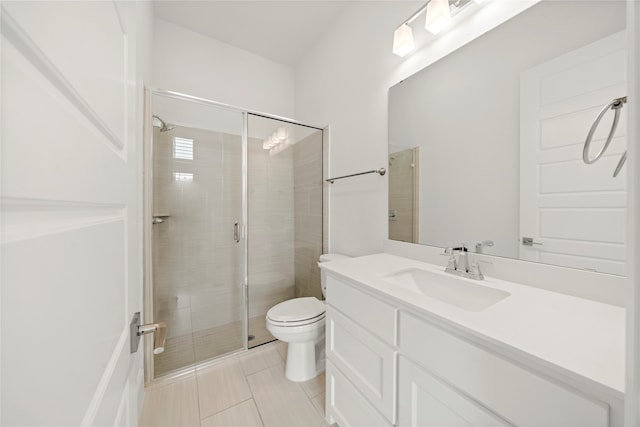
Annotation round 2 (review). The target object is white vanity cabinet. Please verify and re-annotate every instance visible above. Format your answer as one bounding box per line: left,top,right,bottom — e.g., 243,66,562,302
324,270,619,427
398,311,609,427
325,275,397,427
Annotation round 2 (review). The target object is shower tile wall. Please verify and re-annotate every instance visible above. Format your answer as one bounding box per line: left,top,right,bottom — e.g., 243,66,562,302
152,127,243,375
151,123,322,370
247,137,295,346
294,132,323,299
389,147,417,243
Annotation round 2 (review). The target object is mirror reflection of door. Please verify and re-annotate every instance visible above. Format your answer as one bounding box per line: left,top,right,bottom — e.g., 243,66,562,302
520,31,627,276
389,147,419,243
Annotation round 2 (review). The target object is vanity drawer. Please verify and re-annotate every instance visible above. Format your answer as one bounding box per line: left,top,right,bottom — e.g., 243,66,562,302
398,311,609,427
325,274,396,345
326,306,396,423
326,361,392,427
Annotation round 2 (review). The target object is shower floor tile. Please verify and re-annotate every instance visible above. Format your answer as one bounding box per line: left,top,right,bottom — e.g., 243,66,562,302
248,315,275,348
154,334,196,376
193,321,244,364
154,315,276,377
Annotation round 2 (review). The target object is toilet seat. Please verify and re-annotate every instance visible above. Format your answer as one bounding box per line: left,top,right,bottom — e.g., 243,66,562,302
266,297,326,327
267,312,326,328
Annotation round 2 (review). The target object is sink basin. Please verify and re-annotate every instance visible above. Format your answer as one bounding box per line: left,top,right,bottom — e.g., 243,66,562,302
380,268,510,311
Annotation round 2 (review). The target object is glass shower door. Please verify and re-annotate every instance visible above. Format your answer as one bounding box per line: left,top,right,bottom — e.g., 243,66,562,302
246,114,324,348
150,93,245,377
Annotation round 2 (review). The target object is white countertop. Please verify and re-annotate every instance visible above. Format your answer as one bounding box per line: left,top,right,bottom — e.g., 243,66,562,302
320,253,625,397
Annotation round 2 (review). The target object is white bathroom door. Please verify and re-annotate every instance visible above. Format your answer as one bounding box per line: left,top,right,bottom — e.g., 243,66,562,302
520,31,627,275
1,2,144,426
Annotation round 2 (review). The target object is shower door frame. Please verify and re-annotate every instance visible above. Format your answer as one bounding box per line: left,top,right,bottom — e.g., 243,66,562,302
143,88,327,383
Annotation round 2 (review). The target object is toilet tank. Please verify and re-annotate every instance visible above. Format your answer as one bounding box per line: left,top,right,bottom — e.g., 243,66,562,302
319,253,351,297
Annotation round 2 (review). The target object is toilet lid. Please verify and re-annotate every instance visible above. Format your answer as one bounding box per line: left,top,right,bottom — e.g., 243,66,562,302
267,297,325,322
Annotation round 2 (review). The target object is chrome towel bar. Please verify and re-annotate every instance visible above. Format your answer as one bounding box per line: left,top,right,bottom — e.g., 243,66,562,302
326,168,386,184
582,96,627,177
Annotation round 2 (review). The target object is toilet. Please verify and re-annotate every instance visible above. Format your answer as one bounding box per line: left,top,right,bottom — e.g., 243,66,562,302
266,253,350,382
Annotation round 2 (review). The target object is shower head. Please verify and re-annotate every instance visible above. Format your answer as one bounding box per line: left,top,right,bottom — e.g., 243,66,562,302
152,115,176,132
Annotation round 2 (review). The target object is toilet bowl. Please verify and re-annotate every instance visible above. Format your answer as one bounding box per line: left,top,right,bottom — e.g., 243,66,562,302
266,253,350,382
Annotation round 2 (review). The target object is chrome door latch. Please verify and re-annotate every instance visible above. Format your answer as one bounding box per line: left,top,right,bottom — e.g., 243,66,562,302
130,312,167,354
522,237,543,247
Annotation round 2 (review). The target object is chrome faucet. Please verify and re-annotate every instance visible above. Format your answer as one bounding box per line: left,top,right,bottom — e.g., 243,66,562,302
442,245,484,280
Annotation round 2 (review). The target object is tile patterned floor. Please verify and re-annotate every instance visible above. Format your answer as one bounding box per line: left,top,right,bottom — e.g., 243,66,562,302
140,341,328,427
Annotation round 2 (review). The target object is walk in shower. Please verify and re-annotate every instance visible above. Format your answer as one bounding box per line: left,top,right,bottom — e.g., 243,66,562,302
145,91,325,379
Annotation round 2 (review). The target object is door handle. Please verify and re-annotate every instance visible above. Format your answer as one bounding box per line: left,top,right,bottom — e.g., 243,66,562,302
522,237,543,246
234,221,240,243
130,312,166,354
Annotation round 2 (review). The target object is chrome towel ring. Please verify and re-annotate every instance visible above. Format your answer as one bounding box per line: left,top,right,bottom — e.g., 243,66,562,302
582,96,627,177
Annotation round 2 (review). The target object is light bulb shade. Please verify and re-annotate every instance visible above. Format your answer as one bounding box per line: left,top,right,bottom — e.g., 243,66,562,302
277,127,287,140
425,0,452,34
393,23,414,57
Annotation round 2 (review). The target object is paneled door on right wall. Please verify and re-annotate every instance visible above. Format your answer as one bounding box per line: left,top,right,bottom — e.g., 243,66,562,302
520,31,627,275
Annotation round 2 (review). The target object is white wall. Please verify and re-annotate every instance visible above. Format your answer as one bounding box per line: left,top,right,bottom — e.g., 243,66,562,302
294,2,410,256
295,1,539,256
153,19,295,118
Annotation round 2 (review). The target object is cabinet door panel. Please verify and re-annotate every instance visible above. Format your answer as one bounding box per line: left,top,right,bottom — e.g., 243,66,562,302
326,275,396,345
326,361,392,427
399,312,609,427
327,306,396,422
398,356,513,427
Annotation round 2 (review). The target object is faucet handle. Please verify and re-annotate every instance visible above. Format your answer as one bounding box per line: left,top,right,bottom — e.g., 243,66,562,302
469,261,484,280
442,247,457,270
443,245,467,254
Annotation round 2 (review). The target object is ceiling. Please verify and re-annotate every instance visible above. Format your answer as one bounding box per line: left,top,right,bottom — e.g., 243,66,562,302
153,1,351,67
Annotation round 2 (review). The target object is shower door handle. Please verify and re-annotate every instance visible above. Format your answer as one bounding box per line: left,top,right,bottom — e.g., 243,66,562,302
234,221,240,243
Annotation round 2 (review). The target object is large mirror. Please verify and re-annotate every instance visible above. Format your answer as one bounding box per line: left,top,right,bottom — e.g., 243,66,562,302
389,0,627,275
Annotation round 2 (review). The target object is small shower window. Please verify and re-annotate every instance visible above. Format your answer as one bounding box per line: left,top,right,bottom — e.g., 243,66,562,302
173,137,194,160
174,172,193,182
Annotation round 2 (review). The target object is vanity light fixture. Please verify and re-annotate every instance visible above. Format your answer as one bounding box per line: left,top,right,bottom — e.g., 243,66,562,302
393,0,478,56
393,23,415,57
425,0,452,34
